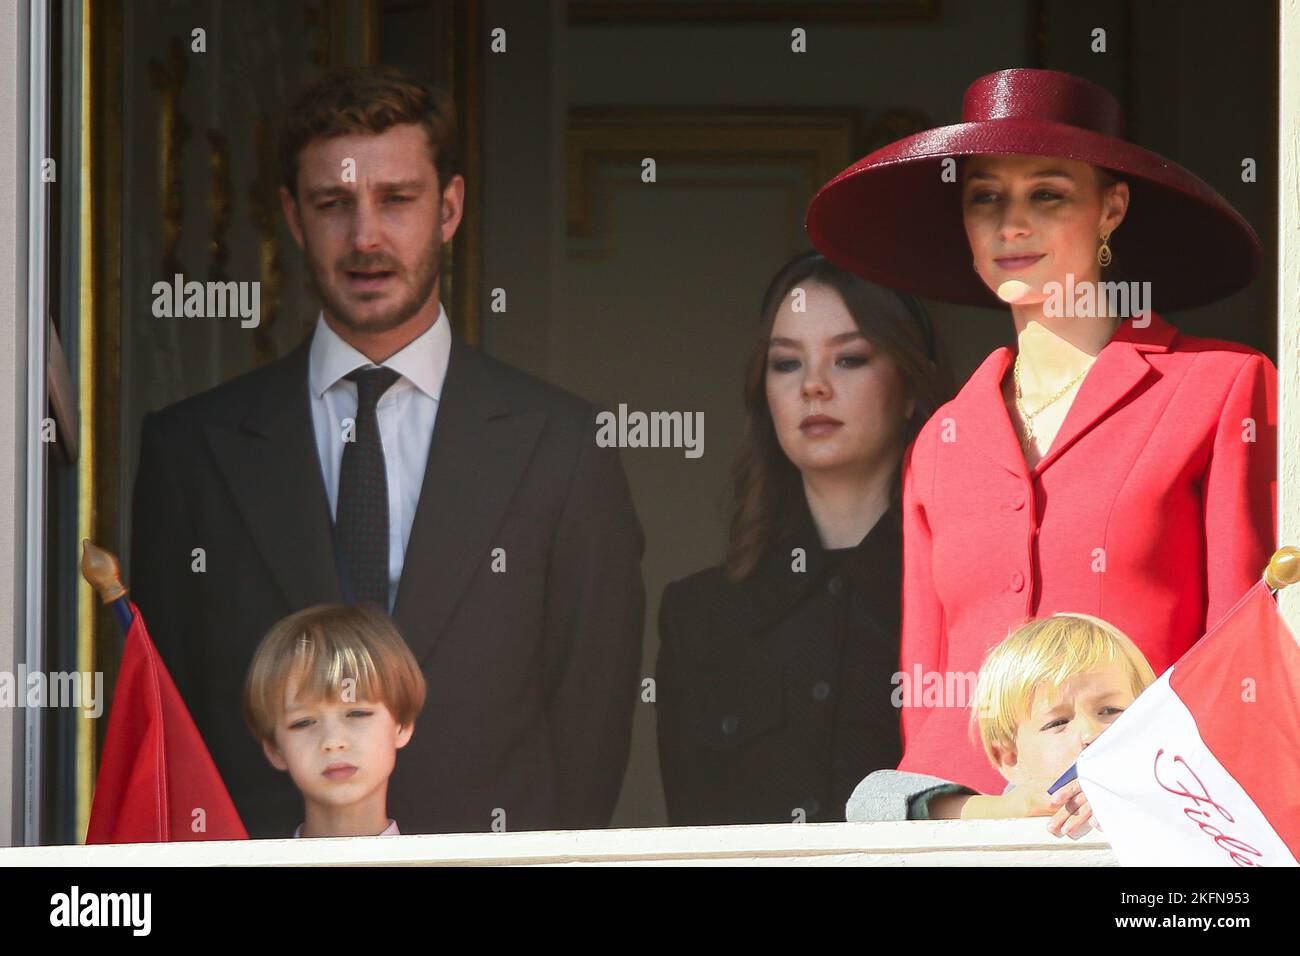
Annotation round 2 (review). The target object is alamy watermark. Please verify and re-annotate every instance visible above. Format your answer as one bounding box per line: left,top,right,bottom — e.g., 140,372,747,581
892,666,979,712
1,666,104,718
595,403,704,459
151,273,261,328
1042,273,1152,326
50,886,150,935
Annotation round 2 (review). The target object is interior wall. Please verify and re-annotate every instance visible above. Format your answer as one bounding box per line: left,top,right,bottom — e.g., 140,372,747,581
1128,0,1277,352
479,0,567,374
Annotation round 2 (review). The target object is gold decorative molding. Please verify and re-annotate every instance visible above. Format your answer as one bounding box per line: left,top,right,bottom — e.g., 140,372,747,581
568,1,940,25
307,0,383,72
306,0,345,71
445,0,482,345
79,0,124,844
362,0,381,66
147,37,189,280
207,130,231,281
566,176,814,262
249,116,285,365
567,108,860,244
864,107,933,153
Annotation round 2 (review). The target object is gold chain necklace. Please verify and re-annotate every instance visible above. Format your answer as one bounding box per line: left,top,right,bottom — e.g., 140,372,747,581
1013,354,1093,452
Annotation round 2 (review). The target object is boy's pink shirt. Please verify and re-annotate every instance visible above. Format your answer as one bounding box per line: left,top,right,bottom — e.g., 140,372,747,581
292,819,399,839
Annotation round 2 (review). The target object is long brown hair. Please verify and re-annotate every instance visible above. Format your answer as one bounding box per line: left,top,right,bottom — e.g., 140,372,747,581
723,251,951,582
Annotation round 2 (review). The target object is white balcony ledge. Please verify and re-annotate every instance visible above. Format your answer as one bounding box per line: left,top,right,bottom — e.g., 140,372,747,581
0,819,1115,866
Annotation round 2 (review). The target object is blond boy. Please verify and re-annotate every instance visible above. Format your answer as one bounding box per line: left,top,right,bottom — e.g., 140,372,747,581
847,613,1156,837
243,603,426,838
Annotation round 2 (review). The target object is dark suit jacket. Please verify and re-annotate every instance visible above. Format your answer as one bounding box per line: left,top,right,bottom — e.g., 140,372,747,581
656,494,903,826
129,330,645,838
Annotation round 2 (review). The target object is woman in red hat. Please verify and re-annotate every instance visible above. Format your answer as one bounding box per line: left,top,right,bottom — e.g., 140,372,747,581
807,68,1277,799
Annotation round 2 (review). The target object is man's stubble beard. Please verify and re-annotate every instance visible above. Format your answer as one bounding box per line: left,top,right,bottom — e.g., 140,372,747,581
304,227,443,335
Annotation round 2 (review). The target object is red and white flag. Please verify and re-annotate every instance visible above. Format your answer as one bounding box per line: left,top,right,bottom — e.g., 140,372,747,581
1077,579,1300,866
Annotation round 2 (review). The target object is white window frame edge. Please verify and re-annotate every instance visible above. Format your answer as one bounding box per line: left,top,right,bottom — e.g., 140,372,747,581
1279,0,1300,635
0,0,29,851
22,0,51,849
0,819,1114,866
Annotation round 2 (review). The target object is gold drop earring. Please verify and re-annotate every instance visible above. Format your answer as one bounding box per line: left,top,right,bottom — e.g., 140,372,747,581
1097,231,1113,267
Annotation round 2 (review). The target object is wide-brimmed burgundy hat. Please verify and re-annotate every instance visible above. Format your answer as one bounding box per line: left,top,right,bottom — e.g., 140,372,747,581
806,68,1261,311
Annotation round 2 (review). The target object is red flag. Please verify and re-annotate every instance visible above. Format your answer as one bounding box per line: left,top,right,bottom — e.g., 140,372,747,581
86,600,248,843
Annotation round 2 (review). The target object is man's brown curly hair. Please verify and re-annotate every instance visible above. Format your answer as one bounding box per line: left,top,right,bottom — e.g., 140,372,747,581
279,65,461,199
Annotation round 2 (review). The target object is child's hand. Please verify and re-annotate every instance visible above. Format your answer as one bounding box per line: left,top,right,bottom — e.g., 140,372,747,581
997,778,1064,818
1045,779,1100,839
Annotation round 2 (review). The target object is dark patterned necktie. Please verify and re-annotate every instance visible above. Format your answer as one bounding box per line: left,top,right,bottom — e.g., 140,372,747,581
336,366,401,608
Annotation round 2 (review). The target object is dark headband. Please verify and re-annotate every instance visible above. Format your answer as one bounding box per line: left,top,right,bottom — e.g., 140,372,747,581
762,251,937,363
890,288,937,364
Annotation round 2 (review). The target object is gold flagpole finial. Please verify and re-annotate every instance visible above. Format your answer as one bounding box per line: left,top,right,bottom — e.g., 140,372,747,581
1264,546,1300,591
80,538,127,604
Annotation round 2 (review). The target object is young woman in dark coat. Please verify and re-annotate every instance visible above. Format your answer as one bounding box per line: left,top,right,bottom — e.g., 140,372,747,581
656,251,949,825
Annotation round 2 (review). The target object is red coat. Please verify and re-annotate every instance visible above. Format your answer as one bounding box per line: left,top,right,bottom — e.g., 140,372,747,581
898,311,1278,794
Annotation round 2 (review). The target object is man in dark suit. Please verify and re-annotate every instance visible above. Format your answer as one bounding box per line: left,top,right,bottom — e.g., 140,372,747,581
129,66,645,838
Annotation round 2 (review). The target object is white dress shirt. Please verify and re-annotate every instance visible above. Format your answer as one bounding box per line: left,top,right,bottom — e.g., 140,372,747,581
308,305,452,610
292,818,399,838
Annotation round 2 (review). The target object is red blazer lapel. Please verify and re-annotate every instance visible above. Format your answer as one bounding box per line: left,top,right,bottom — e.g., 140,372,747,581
947,346,1026,480
945,312,1181,482
1034,312,1178,475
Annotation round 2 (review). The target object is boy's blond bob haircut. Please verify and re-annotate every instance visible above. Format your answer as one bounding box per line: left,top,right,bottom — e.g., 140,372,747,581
971,613,1156,763
243,603,426,745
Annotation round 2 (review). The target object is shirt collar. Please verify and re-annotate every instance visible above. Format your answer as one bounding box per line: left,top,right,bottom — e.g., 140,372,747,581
292,818,399,838
309,303,451,401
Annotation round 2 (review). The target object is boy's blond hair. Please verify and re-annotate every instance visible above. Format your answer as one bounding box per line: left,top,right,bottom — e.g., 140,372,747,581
242,603,426,745
971,613,1156,764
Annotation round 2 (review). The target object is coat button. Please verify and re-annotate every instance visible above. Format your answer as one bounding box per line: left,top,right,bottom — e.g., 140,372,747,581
721,715,739,735
811,680,832,701
1010,571,1025,592
826,575,844,595
1010,491,1026,510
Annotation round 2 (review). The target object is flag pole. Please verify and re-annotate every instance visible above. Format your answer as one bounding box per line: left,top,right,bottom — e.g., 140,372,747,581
1264,546,1300,596
79,539,133,633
